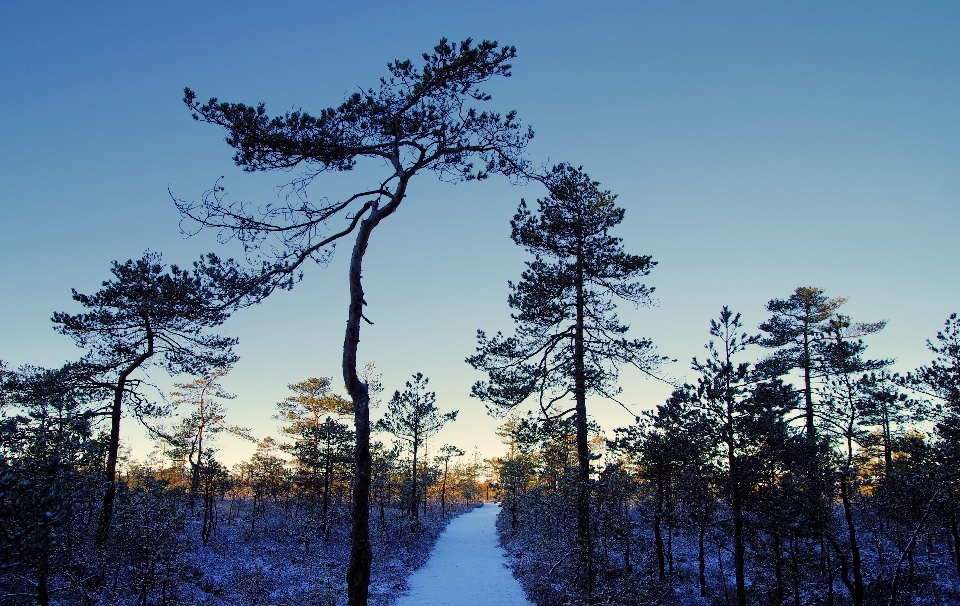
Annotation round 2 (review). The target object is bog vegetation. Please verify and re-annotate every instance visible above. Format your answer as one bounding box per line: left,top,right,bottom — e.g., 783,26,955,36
0,347,489,605
2,37,957,606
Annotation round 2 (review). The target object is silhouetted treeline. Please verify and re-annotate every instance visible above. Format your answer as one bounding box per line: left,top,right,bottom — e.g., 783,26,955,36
0,360,484,605
492,293,960,606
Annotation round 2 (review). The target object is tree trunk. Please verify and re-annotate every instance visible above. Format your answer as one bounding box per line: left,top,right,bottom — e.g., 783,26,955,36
654,463,666,580
882,406,893,477
190,389,207,498
726,403,747,606
698,522,707,597
440,461,448,519
344,193,402,606
96,322,154,546
803,322,815,439
410,438,419,521
624,501,633,573
322,450,332,540
951,503,960,576
790,533,801,606
96,384,125,545
774,534,784,606
840,474,865,606
572,247,593,599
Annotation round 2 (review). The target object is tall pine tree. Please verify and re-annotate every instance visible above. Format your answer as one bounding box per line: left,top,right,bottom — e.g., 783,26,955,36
468,163,662,597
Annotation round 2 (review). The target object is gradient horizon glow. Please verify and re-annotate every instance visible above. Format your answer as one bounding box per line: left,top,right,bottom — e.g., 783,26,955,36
1,1,957,465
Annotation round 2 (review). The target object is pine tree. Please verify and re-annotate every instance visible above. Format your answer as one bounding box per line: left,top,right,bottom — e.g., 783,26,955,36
179,40,530,604
816,314,889,606
51,252,239,544
758,287,847,439
680,306,798,606
374,373,457,522
468,164,662,596
435,444,465,519
168,366,253,497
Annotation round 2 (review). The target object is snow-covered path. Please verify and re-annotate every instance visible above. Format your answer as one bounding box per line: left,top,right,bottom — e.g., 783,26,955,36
393,504,533,606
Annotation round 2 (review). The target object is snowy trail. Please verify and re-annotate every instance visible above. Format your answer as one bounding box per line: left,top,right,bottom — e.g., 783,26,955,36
393,504,533,606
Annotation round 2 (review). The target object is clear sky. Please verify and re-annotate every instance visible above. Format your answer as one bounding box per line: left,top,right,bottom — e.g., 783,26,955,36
1,1,957,466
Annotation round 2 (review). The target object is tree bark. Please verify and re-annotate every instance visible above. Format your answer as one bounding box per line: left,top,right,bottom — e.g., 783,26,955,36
410,435,420,521
725,401,747,605
654,463,666,580
840,474,865,606
573,249,593,599
440,460,448,519
344,215,375,606
698,522,707,597
803,326,815,439
96,322,154,546
344,185,404,606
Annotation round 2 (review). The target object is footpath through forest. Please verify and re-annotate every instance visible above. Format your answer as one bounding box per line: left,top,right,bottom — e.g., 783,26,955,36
393,504,533,606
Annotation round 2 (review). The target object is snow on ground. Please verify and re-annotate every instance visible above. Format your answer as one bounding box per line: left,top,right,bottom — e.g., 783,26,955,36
393,504,533,606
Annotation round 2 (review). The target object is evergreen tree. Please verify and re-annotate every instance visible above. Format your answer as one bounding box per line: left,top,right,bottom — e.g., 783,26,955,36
468,164,662,596
908,313,960,425
168,366,253,497
179,39,531,605
611,397,715,587
375,373,457,521
816,313,889,606
435,444,465,519
51,251,239,544
679,306,798,606
907,314,960,576
292,418,354,538
0,364,99,606
758,286,847,439
275,377,353,440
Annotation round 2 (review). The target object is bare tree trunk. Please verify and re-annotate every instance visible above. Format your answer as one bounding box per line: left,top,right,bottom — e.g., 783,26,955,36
951,502,960,576
803,326,815,439
698,522,707,597
410,439,419,521
96,383,126,546
841,475,864,606
440,461,448,519
573,258,593,599
654,464,666,580
887,489,940,606
828,474,865,606
726,404,747,606
96,323,154,546
345,192,402,606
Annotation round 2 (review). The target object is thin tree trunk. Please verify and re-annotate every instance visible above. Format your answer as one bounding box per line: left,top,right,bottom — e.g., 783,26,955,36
951,503,960,576
840,474,865,606
727,411,746,606
440,461,448,519
410,438,419,521
97,328,153,546
654,463,666,580
345,193,401,606
322,454,332,540
803,323,815,439
887,488,940,606
573,248,593,599
698,522,707,597
774,534,784,606
882,407,892,477
790,533,801,606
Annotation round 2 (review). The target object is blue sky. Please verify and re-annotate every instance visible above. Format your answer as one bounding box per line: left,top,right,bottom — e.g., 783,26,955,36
1,1,957,464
